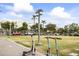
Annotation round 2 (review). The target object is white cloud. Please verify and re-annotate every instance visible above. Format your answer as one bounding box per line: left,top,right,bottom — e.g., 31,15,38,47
47,7,79,27
13,0,34,12
0,0,34,25
8,12,23,18
49,7,71,18
0,0,34,12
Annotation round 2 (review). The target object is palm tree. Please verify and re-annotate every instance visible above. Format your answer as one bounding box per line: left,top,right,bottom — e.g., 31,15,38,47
35,9,43,44
42,20,46,29
32,15,36,25
35,9,43,16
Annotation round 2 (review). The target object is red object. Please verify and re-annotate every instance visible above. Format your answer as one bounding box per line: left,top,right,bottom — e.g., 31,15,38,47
12,32,21,35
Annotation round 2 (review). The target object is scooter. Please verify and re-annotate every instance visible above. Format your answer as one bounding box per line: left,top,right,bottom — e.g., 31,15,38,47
22,33,36,56
45,31,62,56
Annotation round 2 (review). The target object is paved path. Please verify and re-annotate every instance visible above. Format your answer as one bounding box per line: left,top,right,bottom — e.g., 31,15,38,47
0,38,44,56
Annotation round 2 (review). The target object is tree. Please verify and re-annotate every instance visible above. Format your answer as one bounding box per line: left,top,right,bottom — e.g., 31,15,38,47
46,23,56,32
64,25,69,35
31,23,38,31
31,23,43,32
35,9,43,44
69,23,79,33
64,23,79,36
11,22,15,31
1,21,10,30
1,21,15,30
22,22,28,30
41,20,46,29
17,22,28,33
32,15,36,25
64,25,68,33
57,28,64,35
1,21,15,35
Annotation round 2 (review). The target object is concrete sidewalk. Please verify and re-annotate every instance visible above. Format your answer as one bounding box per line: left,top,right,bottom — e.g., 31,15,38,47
0,38,44,56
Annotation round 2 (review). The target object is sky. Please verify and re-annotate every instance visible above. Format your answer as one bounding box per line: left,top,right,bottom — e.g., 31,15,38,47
0,1,79,28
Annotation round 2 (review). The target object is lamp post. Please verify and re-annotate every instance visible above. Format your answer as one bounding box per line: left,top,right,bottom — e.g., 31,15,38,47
35,9,43,44
9,22,12,36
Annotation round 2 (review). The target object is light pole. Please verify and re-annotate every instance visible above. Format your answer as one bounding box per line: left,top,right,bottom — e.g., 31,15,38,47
35,9,43,44
9,22,12,36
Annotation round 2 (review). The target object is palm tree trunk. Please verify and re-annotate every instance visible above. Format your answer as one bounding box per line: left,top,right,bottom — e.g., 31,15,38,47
38,15,41,44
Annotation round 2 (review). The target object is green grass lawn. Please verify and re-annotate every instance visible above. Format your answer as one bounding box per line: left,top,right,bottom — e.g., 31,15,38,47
5,35,79,56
